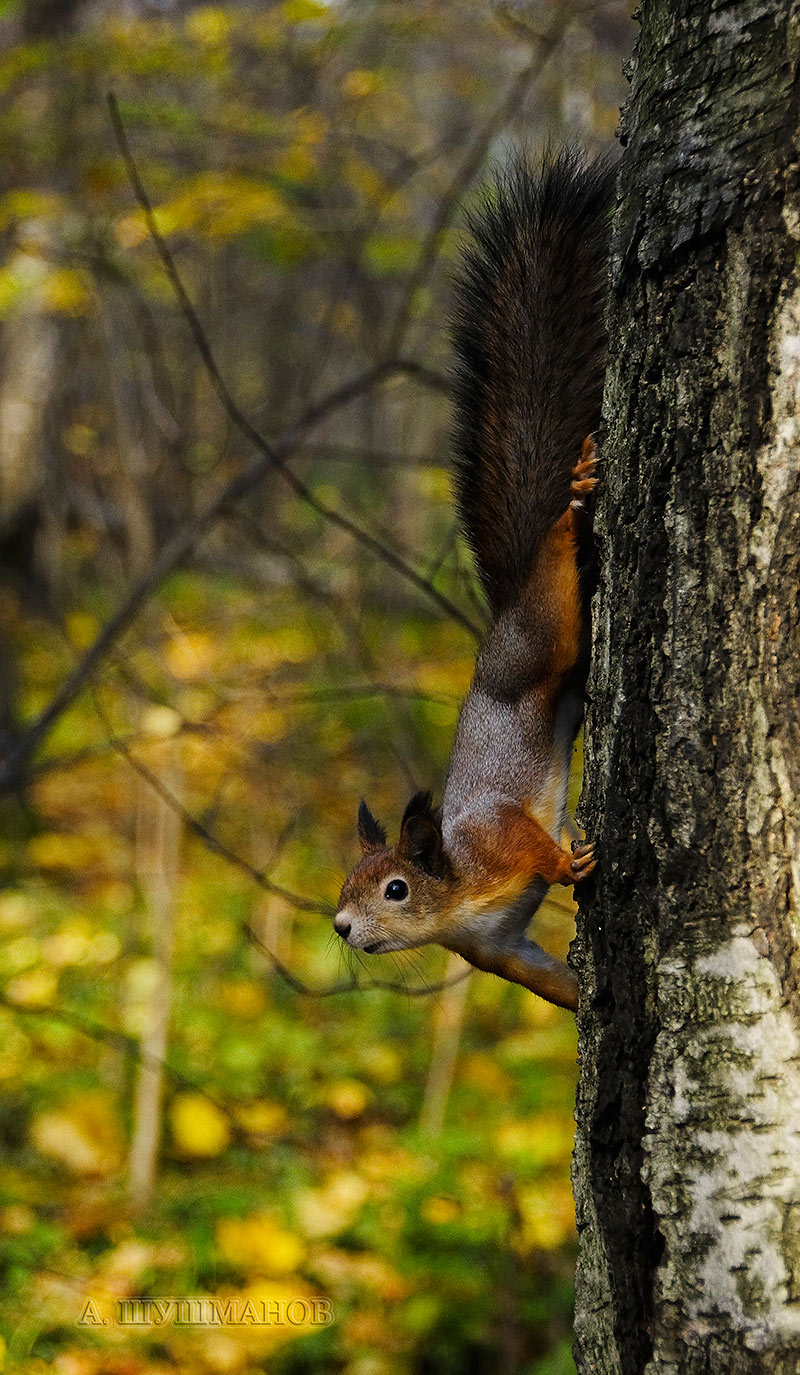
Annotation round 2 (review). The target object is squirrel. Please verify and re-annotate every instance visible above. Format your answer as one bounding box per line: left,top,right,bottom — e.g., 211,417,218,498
333,148,616,1012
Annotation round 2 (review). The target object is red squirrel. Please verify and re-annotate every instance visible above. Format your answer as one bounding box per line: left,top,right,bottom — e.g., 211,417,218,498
333,149,615,1012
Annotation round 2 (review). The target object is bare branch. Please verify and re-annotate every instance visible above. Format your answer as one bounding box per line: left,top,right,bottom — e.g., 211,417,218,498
382,22,568,360
0,992,227,1105
243,921,473,1000
111,732,329,916
94,708,470,999
0,106,482,794
107,93,477,637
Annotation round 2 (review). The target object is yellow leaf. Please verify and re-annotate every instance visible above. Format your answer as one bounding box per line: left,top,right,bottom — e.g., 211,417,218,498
4,966,57,1008
493,1112,575,1168
41,267,92,316
217,1213,305,1276
66,611,98,649
185,5,232,44
245,704,290,744
100,1238,157,1286
87,932,121,965
232,1279,321,1353
170,1093,231,1158
0,1204,34,1235
134,174,286,246
41,918,92,967
234,1100,288,1138
164,630,218,680
324,1079,370,1120
516,1179,576,1251
27,831,105,872
0,189,64,231
31,1093,123,1176
0,933,39,976
272,142,317,183
420,1196,460,1226
0,892,33,932
359,1146,424,1184
261,625,316,667
312,1247,408,1300
460,1052,513,1097
219,979,268,1020
282,0,327,22
296,1171,369,1238
342,69,378,99
140,704,183,739
358,1043,402,1085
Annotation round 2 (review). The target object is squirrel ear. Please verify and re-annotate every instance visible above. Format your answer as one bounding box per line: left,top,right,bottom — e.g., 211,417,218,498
357,799,387,854
399,791,449,878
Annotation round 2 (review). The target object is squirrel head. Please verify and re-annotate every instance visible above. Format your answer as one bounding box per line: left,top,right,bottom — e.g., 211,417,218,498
334,791,455,952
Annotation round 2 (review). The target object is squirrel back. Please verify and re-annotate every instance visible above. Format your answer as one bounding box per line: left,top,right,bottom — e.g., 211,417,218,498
450,147,616,618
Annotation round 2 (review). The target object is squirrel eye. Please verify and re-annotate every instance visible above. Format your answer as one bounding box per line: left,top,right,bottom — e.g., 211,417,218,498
384,879,409,902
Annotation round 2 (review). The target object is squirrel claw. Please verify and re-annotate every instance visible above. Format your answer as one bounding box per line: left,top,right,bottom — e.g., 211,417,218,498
570,839,597,881
571,438,600,503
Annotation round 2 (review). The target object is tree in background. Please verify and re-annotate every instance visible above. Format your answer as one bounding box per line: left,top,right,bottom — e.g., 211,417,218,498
574,1,800,1370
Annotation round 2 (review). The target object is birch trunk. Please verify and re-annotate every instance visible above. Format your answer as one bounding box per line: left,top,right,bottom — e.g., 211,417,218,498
128,744,182,1211
572,2,800,1371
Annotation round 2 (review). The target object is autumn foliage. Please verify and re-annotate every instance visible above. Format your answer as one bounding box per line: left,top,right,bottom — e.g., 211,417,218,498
0,2,631,1371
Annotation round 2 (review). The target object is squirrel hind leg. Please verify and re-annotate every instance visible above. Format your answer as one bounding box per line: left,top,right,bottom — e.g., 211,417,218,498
570,435,600,510
518,505,581,681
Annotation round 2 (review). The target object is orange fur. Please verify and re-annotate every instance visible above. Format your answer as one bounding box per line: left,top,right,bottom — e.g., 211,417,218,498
519,507,581,689
455,803,575,899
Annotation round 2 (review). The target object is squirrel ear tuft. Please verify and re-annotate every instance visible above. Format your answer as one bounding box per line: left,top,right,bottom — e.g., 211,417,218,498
399,791,449,878
401,790,434,829
357,799,387,854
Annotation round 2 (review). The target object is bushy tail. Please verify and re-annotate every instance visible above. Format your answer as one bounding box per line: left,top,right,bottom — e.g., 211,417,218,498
450,147,616,618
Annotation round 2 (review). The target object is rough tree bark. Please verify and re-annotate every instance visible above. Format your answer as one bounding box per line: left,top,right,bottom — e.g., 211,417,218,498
572,2,800,1372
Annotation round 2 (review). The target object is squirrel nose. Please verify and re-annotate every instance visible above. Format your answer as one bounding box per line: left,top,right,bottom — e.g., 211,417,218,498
334,914,351,939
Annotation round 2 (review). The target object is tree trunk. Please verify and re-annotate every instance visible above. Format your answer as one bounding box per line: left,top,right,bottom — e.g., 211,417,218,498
128,743,182,1212
572,2,800,1372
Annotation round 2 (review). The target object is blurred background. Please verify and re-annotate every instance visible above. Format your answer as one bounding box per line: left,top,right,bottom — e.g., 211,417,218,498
0,2,632,1371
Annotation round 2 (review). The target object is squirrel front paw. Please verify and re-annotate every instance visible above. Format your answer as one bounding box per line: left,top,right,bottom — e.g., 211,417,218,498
570,838,597,881
570,436,599,510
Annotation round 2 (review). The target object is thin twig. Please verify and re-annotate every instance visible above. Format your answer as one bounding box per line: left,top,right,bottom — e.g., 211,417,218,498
0,992,230,1108
383,44,555,359
95,707,471,999
0,366,467,795
108,92,476,634
0,115,482,794
244,921,472,999
111,731,329,915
